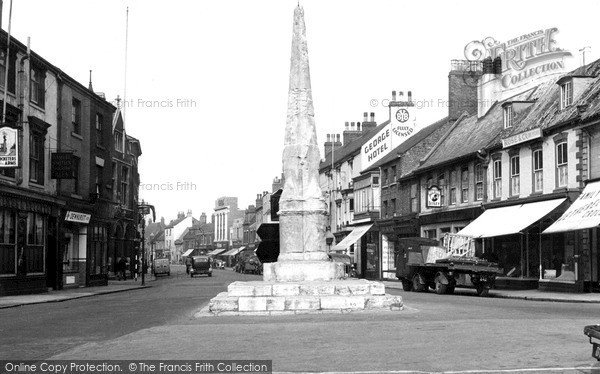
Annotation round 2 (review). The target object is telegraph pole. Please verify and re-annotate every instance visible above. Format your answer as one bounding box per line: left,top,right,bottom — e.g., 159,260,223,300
137,201,155,286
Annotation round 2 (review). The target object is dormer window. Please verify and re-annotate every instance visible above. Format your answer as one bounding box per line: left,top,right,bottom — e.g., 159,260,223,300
503,104,513,129
560,80,573,109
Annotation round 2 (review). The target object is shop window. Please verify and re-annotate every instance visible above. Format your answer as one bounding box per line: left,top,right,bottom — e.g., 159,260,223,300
493,158,502,199
532,148,543,192
30,67,46,108
71,98,81,134
449,170,457,205
63,231,79,272
475,163,484,201
461,167,469,203
0,210,16,275
510,155,520,196
556,141,568,188
26,213,44,274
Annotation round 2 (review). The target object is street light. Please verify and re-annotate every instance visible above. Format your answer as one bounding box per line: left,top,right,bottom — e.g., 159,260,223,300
325,226,335,252
137,200,156,286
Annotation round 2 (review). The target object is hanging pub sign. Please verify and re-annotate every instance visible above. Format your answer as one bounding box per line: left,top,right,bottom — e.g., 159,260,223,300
427,185,442,208
0,127,18,168
51,152,75,179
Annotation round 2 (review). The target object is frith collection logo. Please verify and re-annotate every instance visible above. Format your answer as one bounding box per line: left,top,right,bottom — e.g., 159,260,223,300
464,27,572,89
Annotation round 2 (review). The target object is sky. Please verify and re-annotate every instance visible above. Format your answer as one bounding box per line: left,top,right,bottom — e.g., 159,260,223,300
9,0,600,223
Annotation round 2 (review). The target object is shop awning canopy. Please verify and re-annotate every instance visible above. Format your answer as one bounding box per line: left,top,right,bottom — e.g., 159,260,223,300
182,249,194,257
207,248,228,256
222,246,245,256
458,198,566,238
544,181,600,234
332,224,373,251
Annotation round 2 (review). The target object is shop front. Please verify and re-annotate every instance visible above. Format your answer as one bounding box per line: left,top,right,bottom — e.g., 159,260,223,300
0,191,61,296
543,180,600,292
331,224,378,279
458,197,569,290
61,210,91,289
378,216,419,280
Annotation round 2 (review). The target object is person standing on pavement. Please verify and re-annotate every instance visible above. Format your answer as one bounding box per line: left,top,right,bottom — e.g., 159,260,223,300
118,256,127,280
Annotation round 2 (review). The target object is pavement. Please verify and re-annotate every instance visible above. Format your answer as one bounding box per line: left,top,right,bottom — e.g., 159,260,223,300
1,277,600,309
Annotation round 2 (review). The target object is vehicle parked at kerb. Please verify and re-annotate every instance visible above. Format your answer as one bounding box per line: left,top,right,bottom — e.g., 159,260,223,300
190,255,213,277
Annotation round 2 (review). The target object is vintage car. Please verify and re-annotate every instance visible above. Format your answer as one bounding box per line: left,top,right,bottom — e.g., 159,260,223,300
152,258,171,277
190,255,213,277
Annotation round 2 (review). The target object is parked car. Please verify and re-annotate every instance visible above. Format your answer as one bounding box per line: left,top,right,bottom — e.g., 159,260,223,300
152,258,170,277
190,255,213,277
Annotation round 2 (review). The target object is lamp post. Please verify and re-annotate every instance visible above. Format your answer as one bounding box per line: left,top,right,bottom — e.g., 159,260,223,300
137,200,155,286
325,226,334,252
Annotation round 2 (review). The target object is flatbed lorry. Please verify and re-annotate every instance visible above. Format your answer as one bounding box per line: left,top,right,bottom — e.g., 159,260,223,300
395,235,503,297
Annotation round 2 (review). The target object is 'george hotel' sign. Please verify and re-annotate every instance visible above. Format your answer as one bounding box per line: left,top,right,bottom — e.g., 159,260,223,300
502,128,542,148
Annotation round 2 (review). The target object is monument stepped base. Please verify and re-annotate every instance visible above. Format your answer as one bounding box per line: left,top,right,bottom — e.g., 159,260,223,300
200,279,403,317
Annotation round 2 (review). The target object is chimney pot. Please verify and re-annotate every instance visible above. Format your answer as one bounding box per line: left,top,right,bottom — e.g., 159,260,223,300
345,121,349,129
351,122,355,129
392,90,397,101
370,112,375,121
363,112,368,122
407,91,412,102
326,134,331,141
399,91,404,101
357,123,361,131
336,134,340,142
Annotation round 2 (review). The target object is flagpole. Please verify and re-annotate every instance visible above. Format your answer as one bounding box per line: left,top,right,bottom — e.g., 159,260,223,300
1,0,12,125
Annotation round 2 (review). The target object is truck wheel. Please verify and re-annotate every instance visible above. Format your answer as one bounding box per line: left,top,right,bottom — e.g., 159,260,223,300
446,286,455,294
476,285,489,297
411,273,426,292
435,280,448,295
401,280,412,291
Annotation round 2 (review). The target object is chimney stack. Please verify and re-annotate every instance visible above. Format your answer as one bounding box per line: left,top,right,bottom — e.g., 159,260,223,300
324,134,333,158
343,119,363,145
361,112,376,134
448,59,482,121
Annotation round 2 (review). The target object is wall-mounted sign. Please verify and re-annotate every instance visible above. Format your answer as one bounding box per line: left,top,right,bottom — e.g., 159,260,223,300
502,128,543,148
51,152,75,179
361,105,417,171
464,27,571,90
0,127,18,168
65,211,91,224
427,186,442,208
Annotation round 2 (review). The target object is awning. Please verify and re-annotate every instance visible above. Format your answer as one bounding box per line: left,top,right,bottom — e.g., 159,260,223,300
207,248,228,256
544,181,600,234
332,224,373,251
182,249,194,257
458,198,566,238
222,246,245,256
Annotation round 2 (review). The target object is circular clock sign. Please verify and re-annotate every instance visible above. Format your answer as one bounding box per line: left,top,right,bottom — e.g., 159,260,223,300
395,108,409,123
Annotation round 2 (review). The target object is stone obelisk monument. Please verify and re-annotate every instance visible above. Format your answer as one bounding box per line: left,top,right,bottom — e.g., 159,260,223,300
262,5,341,282
203,6,403,316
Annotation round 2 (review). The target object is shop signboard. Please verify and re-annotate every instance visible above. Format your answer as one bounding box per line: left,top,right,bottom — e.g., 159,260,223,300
502,128,542,148
65,211,91,224
51,152,75,179
361,105,418,171
0,127,18,168
427,185,442,208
